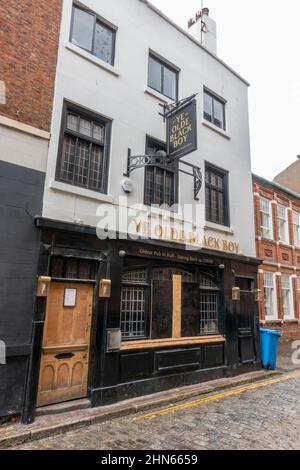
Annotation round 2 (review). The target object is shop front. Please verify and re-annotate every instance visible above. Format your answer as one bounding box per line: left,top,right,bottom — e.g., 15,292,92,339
22,218,261,423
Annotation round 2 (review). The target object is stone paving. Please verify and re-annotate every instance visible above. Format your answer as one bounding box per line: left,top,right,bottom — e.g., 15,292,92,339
13,374,300,450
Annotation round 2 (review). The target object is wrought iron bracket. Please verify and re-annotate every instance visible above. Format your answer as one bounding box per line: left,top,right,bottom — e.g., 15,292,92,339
124,149,202,201
159,93,198,121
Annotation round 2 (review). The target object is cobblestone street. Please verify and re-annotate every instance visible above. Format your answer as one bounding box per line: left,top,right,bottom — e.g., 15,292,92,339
14,372,300,451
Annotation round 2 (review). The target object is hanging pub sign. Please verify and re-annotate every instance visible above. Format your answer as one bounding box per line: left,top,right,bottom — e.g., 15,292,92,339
167,99,197,160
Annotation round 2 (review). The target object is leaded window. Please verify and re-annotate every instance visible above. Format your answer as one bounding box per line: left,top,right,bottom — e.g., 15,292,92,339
144,138,177,207
50,257,97,280
71,4,116,65
57,104,111,193
205,164,229,226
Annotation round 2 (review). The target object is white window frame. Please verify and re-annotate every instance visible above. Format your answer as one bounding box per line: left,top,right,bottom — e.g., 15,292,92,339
281,275,294,319
260,198,273,240
293,211,300,247
297,277,300,315
277,204,289,244
263,272,278,320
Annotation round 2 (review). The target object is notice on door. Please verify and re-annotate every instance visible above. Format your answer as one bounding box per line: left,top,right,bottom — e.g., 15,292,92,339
64,288,77,307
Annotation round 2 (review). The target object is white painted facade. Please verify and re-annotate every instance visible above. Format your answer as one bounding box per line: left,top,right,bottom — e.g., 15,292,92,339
43,0,256,258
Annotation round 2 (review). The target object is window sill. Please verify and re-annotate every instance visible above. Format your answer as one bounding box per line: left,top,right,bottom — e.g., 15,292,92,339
121,335,225,351
66,42,120,77
50,179,114,204
261,319,282,324
205,221,234,235
144,85,171,104
278,241,291,248
202,119,231,139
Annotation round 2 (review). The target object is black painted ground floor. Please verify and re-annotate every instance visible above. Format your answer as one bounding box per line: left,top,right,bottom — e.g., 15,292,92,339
1,214,261,423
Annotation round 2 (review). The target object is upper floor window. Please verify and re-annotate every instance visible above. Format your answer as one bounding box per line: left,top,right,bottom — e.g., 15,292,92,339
144,138,177,207
277,204,288,243
71,4,116,65
205,164,229,227
293,211,300,246
148,54,178,101
260,197,273,239
204,90,226,130
56,103,111,194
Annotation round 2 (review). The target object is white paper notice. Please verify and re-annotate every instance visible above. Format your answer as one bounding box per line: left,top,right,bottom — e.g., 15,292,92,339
64,288,77,307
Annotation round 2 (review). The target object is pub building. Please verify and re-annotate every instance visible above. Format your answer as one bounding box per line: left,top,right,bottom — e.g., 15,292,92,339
3,0,262,423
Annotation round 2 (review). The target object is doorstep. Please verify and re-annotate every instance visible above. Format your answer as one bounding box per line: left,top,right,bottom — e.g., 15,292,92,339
0,369,280,449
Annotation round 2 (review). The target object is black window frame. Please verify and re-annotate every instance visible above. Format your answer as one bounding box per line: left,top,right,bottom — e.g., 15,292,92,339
148,52,179,101
55,101,112,195
144,136,178,208
203,89,226,131
70,3,117,66
205,162,230,227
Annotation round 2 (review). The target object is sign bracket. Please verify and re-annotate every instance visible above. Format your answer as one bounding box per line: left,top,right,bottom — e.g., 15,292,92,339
124,149,202,201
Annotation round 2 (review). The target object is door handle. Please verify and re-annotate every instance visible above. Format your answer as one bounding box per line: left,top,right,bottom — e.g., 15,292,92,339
55,353,75,360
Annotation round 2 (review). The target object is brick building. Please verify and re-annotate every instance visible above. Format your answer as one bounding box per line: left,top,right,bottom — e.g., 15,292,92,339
0,0,62,419
253,174,300,340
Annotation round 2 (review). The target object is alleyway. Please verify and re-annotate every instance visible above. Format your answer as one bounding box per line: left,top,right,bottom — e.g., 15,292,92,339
15,371,300,450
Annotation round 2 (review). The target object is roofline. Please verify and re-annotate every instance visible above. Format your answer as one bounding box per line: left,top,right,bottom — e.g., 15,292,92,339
252,173,300,200
139,0,250,87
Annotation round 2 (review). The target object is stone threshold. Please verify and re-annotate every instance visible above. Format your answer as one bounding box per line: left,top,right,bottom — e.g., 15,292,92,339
0,369,280,449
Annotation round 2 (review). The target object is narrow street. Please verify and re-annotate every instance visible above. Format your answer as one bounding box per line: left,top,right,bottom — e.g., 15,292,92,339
15,371,300,451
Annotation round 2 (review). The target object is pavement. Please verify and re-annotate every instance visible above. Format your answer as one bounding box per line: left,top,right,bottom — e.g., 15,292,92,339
1,340,299,450
11,370,300,450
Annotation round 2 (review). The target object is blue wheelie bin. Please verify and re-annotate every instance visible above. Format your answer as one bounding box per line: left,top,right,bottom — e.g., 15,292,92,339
259,328,282,370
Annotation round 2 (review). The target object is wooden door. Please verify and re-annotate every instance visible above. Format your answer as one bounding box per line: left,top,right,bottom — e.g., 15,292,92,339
37,283,93,407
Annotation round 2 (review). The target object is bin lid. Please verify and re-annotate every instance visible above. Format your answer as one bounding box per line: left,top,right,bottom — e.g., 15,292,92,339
259,327,282,337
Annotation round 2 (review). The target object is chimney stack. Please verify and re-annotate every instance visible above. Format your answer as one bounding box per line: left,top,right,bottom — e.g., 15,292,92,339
188,7,217,55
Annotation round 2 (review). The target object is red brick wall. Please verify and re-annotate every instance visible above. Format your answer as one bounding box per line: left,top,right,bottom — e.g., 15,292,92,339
253,177,300,340
0,0,62,131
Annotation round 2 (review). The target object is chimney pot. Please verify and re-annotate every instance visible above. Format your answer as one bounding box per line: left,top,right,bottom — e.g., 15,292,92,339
188,18,196,28
195,11,202,22
202,7,209,17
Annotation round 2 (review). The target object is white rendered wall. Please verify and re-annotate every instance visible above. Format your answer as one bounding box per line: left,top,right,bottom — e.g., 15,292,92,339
43,0,256,258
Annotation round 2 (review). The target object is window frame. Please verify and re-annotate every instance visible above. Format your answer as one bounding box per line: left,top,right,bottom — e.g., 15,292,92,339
55,101,112,194
263,272,278,320
203,89,226,131
148,52,179,101
260,197,273,240
281,275,294,319
277,204,289,244
293,211,300,247
205,162,230,227
143,136,178,208
70,3,117,66
120,268,150,341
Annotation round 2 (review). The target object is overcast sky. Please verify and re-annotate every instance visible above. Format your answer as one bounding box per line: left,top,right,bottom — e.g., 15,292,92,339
150,0,300,180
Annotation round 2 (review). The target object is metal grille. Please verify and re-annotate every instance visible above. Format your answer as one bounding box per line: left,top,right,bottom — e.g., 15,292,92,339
120,286,146,338
199,291,219,334
199,274,219,334
59,111,107,193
